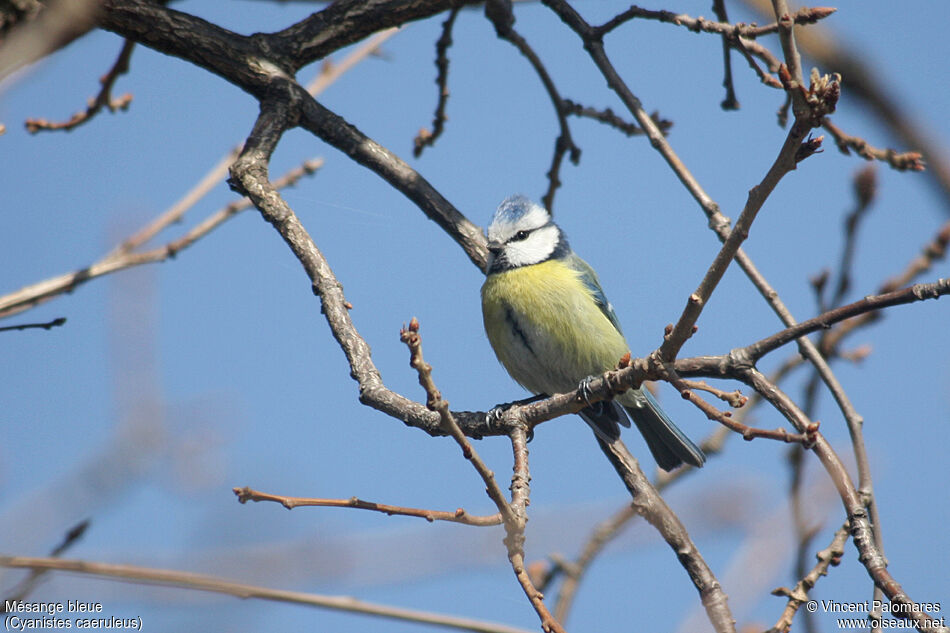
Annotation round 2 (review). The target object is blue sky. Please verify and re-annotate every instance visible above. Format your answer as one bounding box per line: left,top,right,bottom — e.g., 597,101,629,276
1,1,948,631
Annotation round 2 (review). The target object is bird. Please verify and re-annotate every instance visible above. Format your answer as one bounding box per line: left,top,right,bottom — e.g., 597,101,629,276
480,194,705,471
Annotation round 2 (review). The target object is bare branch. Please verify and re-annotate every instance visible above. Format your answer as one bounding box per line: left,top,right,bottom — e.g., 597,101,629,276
0,556,533,633
656,116,827,361
485,0,580,211
297,93,487,269
273,0,480,71
0,159,323,320
399,319,564,633
678,379,748,408
667,368,815,444
0,28,391,321
823,118,926,171
741,0,950,212
684,361,949,632
0,0,100,82
234,485,503,526
25,39,134,133
595,438,736,633
744,278,950,362
768,523,850,633
400,318,517,526
0,316,66,333
2,520,89,606
414,4,462,157
711,0,740,110
595,5,835,40
562,100,671,136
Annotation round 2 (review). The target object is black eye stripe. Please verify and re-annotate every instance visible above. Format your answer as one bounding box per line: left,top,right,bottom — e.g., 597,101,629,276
503,220,555,245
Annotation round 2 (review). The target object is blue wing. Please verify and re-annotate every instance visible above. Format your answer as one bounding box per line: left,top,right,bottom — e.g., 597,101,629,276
563,253,633,439
565,254,705,470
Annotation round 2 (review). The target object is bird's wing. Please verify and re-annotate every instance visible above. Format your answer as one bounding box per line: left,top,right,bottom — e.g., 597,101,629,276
566,253,624,335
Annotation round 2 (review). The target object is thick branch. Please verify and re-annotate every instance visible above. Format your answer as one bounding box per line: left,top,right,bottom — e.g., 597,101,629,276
274,0,479,69
297,91,487,269
98,0,282,97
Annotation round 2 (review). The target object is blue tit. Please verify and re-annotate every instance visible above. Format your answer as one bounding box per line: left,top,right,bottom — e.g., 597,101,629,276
481,195,705,471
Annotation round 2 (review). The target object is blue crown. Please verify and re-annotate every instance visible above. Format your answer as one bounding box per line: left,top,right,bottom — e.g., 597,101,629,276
491,194,544,226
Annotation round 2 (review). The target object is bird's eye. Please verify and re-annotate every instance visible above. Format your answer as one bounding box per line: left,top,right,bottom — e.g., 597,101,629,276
512,230,530,242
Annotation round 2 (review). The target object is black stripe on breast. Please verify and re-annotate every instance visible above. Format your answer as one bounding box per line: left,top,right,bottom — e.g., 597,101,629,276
504,304,535,357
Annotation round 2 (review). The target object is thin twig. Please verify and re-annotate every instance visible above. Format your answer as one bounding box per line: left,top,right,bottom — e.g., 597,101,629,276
823,119,926,171
743,278,950,362
485,0,580,212
562,99,671,136
414,5,461,157
740,0,950,212
768,523,850,633
400,318,515,525
818,219,950,353
833,166,878,306
733,36,784,89
2,520,89,607
668,369,816,444
679,379,748,408
234,485,502,526
0,316,66,332
0,30,395,321
399,319,564,633
712,0,740,110
0,159,323,319
25,39,135,133
595,5,835,39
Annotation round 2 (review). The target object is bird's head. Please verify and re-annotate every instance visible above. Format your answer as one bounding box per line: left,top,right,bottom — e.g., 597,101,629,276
485,195,568,274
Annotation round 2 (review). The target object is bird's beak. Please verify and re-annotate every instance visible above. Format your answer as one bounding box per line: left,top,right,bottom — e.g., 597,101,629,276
485,240,502,273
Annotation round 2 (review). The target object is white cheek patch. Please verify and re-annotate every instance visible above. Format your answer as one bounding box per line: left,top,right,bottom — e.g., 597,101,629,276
505,224,560,267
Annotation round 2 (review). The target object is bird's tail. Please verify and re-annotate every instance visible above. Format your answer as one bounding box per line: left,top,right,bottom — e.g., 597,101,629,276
622,388,705,471
578,389,704,471
578,400,630,442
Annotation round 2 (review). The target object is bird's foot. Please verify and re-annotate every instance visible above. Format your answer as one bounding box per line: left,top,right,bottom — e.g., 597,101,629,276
485,403,509,427
578,375,598,407
485,394,545,439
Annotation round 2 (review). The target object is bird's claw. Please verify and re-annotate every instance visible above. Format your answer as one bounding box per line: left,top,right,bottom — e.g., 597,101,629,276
485,395,545,441
578,375,597,407
485,404,509,428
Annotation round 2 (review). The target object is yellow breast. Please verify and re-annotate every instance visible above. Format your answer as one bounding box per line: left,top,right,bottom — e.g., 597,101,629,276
481,259,630,396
